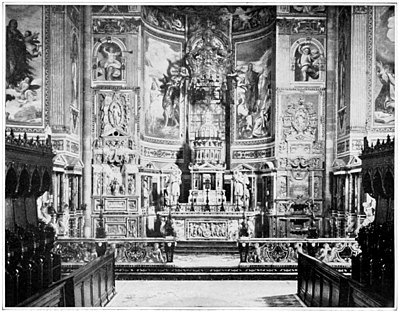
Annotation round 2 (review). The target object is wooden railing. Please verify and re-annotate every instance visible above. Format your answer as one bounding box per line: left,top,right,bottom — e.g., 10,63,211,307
297,252,390,307
17,252,115,307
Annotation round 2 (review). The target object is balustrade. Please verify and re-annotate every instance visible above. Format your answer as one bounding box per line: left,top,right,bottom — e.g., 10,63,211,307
55,238,177,265
237,238,360,266
166,203,257,214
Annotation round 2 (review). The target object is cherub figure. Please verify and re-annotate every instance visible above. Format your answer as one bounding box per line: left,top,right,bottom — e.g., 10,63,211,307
152,243,165,263
24,30,41,57
297,44,321,81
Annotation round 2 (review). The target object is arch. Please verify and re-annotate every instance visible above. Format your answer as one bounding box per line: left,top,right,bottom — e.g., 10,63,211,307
372,170,384,198
362,172,373,195
42,170,52,194
17,168,30,197
30,169,41,196
383,170,394,199
291,37,325,60
93,37,127,58
5,167,18,198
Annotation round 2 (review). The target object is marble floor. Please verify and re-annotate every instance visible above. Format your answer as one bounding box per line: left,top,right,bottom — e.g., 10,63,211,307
107,280,305,309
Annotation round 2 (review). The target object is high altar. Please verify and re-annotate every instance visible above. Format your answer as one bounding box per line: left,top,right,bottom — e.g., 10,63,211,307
7,6,395,242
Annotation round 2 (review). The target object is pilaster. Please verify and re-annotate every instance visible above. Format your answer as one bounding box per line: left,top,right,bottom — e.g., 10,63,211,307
82,7,93,237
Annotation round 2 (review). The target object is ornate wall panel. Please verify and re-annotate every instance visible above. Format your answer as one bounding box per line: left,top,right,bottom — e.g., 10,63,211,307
372,6,395,127
6,5,48,129
142,31,184,143
234,34,274,141
337,7,351,136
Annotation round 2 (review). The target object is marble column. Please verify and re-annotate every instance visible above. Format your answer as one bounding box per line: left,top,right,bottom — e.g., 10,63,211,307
82,7,93,238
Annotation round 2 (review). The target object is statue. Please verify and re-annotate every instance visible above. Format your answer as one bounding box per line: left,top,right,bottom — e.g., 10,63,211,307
57,204,70,236
166,168,182,206
233,170,249,207
142,178,150,208
355,193,376,235
296,43,322,81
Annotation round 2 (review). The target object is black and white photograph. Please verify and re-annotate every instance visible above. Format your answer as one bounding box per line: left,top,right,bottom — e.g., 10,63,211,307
2,2,397,309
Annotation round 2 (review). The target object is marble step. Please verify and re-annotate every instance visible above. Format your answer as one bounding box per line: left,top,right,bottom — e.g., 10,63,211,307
174,240,238,254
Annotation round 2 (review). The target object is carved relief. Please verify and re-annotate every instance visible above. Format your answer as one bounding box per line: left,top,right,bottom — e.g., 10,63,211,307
127,218,138,237
187,220,228,239
282,98,318,140
314,176,321,198
232,148,273,160
291,19,326,35
278,176,287,198
98,91,130,136
106,223,127,236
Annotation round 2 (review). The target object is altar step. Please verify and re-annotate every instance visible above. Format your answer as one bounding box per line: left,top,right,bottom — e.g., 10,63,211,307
174,240,238,254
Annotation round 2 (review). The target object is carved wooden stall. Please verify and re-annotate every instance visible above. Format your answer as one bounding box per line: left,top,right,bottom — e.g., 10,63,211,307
5,130,62,306
298,136,394,308
16,252,116,307
351,136,394,306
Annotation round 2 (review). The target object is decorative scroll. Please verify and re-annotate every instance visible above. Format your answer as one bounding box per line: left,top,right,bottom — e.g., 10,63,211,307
232,148,273,159
291,19,326,35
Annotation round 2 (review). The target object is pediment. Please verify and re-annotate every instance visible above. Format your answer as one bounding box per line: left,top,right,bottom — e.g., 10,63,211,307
347,155,362,167
332,158,346,169
144,161,159,170
53,154,67,167
161,163,180,172
231,163,256,172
